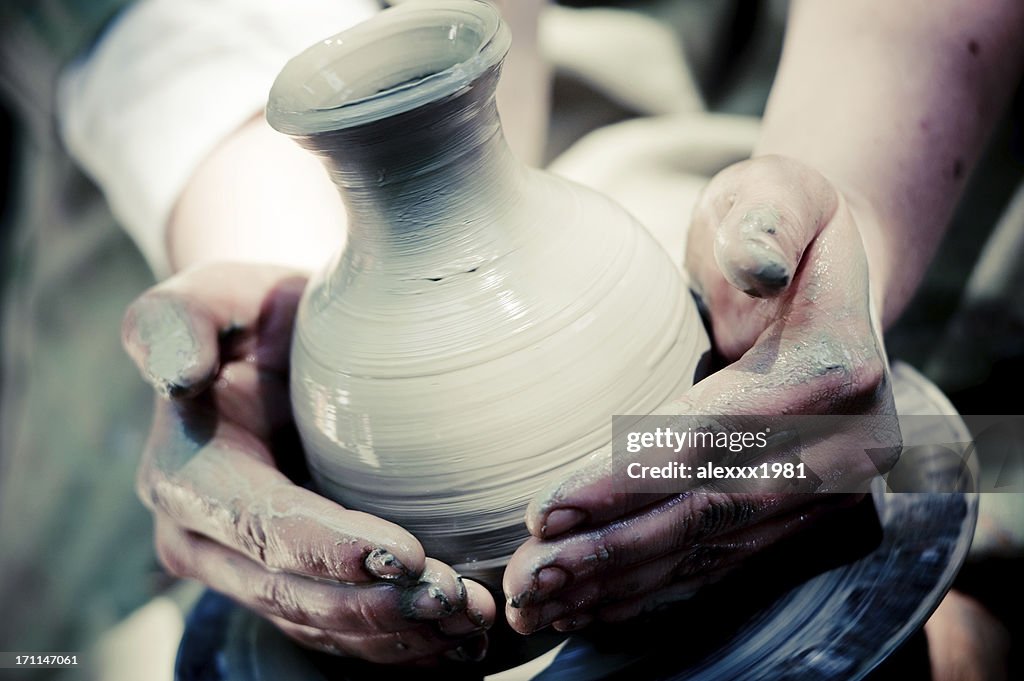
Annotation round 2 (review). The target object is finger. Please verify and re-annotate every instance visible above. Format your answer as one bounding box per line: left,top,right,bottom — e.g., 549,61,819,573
140,401,425,583
583,496,862,631
438,579,496,637
686,157,876,360
708,157,837,299
527,159,891,538
154,518,464,631
524,445,621,540
416,558,471,618
122,263,306,397
523,415,793,540
512,496,849,633
509,492,804,608
685,157,836,311
508,547,710,634
526,293,891,538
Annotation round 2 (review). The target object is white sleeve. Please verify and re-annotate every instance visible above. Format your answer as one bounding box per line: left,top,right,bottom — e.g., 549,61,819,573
57,0,380,278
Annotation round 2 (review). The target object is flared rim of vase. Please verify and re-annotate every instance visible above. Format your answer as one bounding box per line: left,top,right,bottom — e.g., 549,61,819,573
266,0,510,135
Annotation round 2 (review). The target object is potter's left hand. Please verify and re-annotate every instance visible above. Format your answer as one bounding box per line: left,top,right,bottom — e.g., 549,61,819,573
123,264,497,664
504,156,900,634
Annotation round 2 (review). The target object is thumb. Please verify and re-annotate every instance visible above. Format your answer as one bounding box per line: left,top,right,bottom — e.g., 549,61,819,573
686,157,847,359
121,290,219,398
121,263,306,398
710,156,839,299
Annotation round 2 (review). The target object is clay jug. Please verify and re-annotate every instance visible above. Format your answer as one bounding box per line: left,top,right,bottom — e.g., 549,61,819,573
266,0,709,585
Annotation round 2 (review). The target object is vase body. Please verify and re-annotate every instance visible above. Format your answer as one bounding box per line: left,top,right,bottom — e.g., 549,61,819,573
267,0,709,583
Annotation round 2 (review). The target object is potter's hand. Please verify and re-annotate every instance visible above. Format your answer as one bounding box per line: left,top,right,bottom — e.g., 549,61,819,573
504,157,899,634
123,263,494,665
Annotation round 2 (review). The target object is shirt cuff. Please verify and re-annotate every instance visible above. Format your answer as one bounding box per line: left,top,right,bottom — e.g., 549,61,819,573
57,0,380,278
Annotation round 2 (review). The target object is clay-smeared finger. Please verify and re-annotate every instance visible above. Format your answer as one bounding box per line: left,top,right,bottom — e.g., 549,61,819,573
685,157,879,361
510,492,803,608
708,158,837,299
155,519,464,631
588,497,862,628
402,558,470,619
507,548,703,634
526,286,890,541
122,263,306,397
508,496,847,633
139,401,425,584
437,579,495,637
121,292,220,398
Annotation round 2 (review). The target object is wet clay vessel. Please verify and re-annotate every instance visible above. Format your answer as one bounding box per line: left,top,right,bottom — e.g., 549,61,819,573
266,0,709,583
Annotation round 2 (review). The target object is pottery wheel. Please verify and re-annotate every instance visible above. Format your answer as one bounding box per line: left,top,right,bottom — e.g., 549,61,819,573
175,362,978,681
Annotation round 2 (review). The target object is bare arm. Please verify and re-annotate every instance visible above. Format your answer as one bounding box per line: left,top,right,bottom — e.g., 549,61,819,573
166,116,346,271
504,1,1024,637
757,0,1024,325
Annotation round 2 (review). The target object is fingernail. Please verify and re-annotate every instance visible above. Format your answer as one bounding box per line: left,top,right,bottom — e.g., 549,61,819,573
507,565,569,608
364,548,410,581
533,566,569,600
542,508,587,538
745,255,790,294
401,583,456,620
729,239,789,296
444,633,489,663
721,243,790,298
716,209,793,298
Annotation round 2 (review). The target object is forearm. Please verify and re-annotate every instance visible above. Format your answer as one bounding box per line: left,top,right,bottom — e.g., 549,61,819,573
59,0,380,277
167,116,346,272
756,0,1024,326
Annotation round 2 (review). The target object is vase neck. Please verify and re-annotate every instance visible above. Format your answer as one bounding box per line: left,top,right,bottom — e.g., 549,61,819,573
296,68,523,259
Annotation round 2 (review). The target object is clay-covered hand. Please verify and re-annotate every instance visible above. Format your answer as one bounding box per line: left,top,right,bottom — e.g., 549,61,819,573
123,263,494,665
503,156,900,634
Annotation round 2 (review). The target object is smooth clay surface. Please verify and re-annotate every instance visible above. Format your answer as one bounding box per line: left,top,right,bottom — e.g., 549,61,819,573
270,0,710,584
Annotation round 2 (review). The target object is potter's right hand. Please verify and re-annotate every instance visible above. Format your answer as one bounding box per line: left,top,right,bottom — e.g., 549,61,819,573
122,263,494,665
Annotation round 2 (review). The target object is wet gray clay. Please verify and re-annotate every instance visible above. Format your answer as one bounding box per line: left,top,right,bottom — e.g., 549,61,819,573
267,0,709,583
